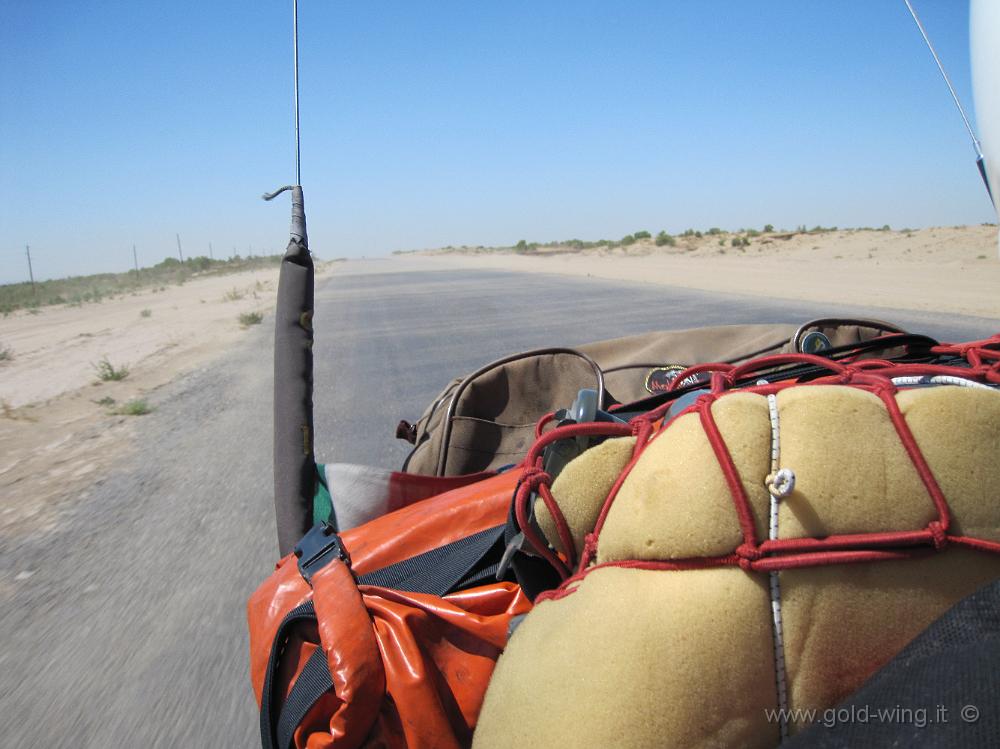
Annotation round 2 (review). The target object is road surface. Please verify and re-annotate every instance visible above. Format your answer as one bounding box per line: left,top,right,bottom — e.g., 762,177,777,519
0,262,995,746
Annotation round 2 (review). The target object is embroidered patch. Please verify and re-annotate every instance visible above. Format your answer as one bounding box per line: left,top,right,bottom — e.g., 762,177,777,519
644,365,699,393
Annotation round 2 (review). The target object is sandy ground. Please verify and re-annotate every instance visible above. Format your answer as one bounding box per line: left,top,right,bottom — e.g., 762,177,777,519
418,225,1000,319
0,265,334,533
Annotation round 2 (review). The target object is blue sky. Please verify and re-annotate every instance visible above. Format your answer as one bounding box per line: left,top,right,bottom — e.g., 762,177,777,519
0,1,994,283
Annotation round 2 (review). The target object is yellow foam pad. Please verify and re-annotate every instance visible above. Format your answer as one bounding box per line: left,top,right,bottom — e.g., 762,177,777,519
897,387,1000,543
477,385,1000,748
537,436,636,558
777,386,934,537
780,549,1000,733
598,392,772,562
474,567,778,749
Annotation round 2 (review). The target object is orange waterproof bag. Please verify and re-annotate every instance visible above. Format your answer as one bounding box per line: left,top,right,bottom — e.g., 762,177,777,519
248,470,530,749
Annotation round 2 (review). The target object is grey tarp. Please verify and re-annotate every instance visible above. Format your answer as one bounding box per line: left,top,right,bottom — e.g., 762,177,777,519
272,186,316,555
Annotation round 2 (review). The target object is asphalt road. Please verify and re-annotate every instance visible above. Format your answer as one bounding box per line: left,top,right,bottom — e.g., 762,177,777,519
0,263,995,747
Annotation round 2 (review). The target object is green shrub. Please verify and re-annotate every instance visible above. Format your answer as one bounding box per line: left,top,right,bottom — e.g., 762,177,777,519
93,356,130,381
117,399,153,416
620,234,636,246
0,343,13,362
633,230,651,240
763,224,774,233
707,227,723,235
655,231,676,247
239,311,263,327
140,308,152,318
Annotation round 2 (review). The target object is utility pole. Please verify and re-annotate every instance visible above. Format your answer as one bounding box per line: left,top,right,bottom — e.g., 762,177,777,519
25,244,36,297
132,244,140,276
176,233,184,262
208,242,214,259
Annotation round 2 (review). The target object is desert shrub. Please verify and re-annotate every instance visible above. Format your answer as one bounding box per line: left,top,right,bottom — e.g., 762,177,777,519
655,231,676,247
117,399,153,416
93,356,129,381
707,227,722,235
239,311,263,326
140,308,152,318
0,343,13,362
633,230,651,240
620,234,636,246
763,224,774,233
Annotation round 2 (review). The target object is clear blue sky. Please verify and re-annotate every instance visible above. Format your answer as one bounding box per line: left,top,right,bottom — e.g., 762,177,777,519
1,1,995,283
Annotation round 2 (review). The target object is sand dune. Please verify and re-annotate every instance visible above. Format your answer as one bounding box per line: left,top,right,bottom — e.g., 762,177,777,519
419,225,1000,319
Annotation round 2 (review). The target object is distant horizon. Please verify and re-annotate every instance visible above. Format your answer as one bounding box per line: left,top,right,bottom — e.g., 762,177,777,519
3,2,998,284
4,221,997,288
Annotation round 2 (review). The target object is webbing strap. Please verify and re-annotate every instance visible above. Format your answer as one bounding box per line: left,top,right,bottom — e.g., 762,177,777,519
275,648,332,749
261,525,506,748
356,524,505,595
260,601,316,749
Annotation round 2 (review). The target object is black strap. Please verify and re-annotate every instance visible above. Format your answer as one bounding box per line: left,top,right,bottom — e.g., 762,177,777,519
261,524,507,748
356,524,505,596
275,649,332,749
260,601,317,749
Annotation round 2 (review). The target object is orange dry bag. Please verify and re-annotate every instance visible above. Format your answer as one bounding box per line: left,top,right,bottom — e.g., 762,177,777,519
248,470,531,749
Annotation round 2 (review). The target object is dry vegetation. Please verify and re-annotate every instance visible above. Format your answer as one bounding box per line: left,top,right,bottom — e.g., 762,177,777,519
0,254,283,316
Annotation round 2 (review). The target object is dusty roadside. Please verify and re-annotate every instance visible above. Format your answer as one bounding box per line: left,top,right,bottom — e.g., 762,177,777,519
0,264,334,535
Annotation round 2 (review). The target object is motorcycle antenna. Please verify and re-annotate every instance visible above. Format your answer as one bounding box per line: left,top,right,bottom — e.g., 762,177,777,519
293,0,302,187
265,0,317,555
902,0,993,203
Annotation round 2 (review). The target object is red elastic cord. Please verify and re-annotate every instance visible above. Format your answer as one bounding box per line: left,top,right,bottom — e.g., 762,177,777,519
535,412,558,438
581,418,655,569
514,472,570,579
696,396,760,553
875,385,952,536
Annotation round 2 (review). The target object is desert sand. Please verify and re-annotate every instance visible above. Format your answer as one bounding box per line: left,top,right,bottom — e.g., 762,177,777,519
0,267,301,533
419,225,1000,319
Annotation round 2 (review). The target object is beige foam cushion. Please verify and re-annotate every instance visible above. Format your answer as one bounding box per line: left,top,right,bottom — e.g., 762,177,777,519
780,549,1000,733
897,387,1000,543
476,385,1000,748
537,436,636,558
475,553,1000,748
474,567,778,749
598,392,772,562
777,386,935,537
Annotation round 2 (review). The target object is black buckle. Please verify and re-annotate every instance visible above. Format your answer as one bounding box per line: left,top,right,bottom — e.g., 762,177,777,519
295,522,350,584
